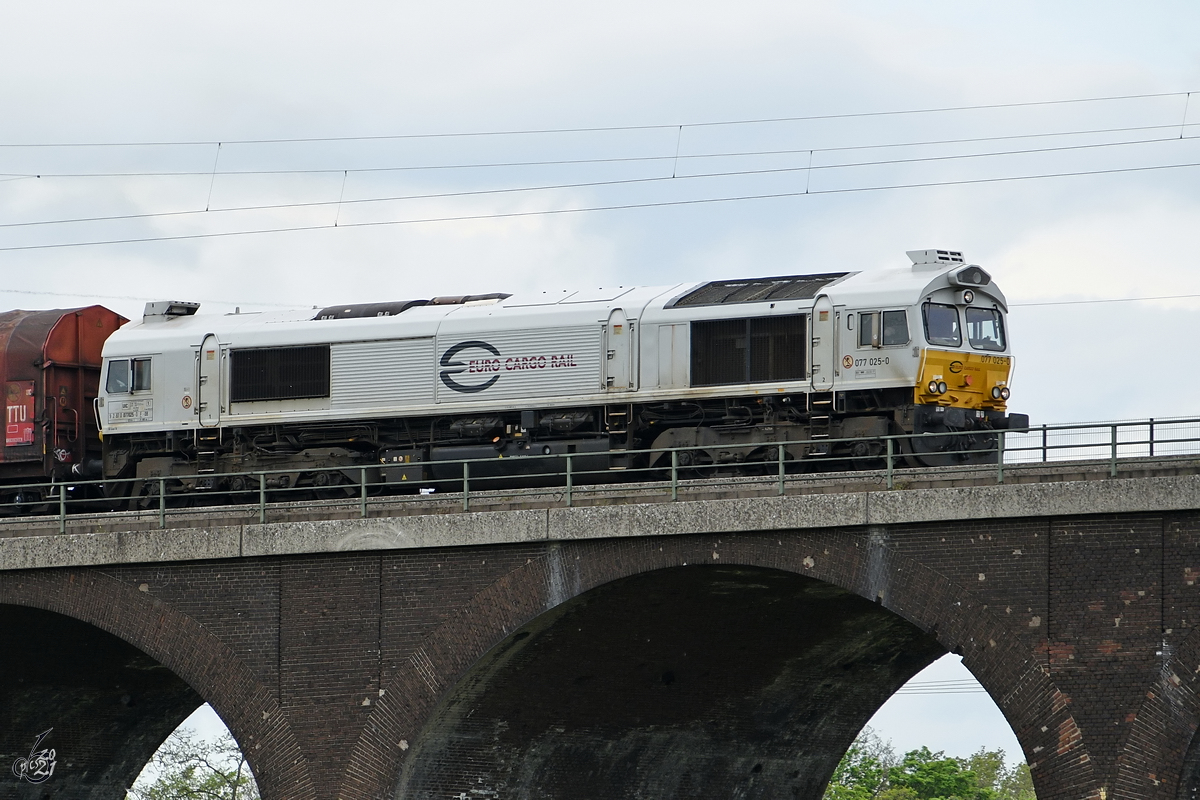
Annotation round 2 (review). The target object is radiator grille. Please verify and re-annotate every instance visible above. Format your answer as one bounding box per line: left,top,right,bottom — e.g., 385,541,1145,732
671,274,847,307
691,315,805,386
230,345,330,402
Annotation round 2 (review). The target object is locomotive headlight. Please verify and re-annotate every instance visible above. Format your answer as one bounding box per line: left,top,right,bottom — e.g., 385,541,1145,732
937,381,948,394
962,290,975,304
1000,387,1010,400
928,380,939,394
991,386,1002,399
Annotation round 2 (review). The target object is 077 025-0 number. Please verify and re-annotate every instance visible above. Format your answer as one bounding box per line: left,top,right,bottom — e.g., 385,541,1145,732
853,357,890,367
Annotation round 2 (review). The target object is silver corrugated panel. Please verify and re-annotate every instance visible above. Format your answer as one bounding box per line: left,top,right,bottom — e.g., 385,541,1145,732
331,339,435,409
435,326,602,403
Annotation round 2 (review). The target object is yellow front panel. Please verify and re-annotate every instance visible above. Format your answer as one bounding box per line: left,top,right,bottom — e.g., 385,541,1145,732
915,349,1012,410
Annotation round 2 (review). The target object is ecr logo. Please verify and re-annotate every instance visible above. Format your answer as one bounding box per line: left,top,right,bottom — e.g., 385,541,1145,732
440,340,502,393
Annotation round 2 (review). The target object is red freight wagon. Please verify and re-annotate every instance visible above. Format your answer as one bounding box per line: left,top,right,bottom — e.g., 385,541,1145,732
0,306,127,503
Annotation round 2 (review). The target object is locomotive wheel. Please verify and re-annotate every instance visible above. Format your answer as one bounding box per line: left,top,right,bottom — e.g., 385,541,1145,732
676,449,717,479
0,490,19,516
226,475,261,505
310,470,355,500
130,480,158,512
731,446,778,477
131,479,193,511
903,430,999,468
11,488,50,516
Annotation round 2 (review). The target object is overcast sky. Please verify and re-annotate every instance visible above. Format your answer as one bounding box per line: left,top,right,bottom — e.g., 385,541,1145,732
5,1,1197,772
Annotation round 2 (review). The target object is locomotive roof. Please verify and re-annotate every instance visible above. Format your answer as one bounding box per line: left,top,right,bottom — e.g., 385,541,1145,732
102,260,1004,357
831,263,1007,310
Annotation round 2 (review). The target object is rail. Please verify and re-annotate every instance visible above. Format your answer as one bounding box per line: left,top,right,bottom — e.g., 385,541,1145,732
4,416,1200,533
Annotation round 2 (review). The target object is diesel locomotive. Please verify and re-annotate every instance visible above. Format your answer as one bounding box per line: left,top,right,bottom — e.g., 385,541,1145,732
90,248,1027,503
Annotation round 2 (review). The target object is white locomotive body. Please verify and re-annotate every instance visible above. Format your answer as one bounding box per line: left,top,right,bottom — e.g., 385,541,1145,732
97,250,1025,498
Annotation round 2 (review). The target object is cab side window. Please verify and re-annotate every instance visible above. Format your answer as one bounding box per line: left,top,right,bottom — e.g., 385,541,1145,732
105,358,151,393
858,312,878,347
131,358,151,391
882,310,909,346
858,310,910,347
106,360,130,393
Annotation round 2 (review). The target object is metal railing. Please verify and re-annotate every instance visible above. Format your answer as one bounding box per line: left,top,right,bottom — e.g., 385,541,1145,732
3,416,1199,532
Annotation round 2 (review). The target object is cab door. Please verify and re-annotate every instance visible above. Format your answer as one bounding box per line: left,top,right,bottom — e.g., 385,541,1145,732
604,308,635,391
810,295,836,391
197,334,222,427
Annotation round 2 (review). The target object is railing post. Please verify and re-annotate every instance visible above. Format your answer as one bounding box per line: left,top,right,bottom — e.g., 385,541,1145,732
360,466,368,518
670,450,678,502
1041,424,1048,463
58,483,66,534
158,476,166,529
886,438,894,490
463,461,470,512
777,444,785,496
565,455,573,507
1149,418,1156,458
259,474,266,525
997,432,1005,484
1110,424,1118,477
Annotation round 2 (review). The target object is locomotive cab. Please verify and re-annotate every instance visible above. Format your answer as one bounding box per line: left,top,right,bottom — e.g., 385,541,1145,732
901,251,1026,463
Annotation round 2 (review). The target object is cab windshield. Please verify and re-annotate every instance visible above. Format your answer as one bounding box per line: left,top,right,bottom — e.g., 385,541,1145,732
922,303,961,346
965,307,1006,351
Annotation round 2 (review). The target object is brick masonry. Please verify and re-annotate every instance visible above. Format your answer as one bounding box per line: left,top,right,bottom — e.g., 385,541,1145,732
4,512,1200,799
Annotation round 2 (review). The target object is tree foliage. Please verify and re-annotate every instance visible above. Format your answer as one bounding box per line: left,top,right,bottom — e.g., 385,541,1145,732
125,726,259,800
824,728,1036,800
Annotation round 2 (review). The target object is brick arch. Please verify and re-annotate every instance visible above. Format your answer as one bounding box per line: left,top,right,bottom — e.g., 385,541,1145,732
1114,622,1200,800
0,569,317,800
340,529,1096,800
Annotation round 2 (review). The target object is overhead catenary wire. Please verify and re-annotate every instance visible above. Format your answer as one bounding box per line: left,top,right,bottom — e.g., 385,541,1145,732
2,158,1199,253
4,285,1198,313
5,121,1197,181
2,130,1196,232
1010,293,1200,307
0,287,296,307
6,283,1196,313
204,142,222,212
894,679,988,695
0,89,1189,148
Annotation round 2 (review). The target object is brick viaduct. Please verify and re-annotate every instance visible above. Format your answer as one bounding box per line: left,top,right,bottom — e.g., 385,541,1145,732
4,461,1200,800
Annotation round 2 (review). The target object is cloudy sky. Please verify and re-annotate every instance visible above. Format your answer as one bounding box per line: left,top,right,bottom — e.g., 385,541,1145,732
5,0,1198,769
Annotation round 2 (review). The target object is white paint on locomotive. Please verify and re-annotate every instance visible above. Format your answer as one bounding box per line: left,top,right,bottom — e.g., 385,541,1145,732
96,252,1018,489
97,255,1010,436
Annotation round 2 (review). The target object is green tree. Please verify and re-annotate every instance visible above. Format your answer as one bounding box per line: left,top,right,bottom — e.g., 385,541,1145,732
998,762,1035,800
825,733,1038,800
964,748,1005,793
888,746,982,800
964,748,1035,800
825,727,897,800
126,726,259,800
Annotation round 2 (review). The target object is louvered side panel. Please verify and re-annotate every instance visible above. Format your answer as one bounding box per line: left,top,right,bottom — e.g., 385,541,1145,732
330,339,435,410
435,326,602,404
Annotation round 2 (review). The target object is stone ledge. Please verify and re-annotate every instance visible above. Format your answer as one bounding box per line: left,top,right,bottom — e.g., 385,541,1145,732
2,472,1198,570
242,509,550,558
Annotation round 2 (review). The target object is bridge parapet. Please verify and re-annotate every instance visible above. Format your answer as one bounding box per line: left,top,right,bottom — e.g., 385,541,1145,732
2,457,1199,570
